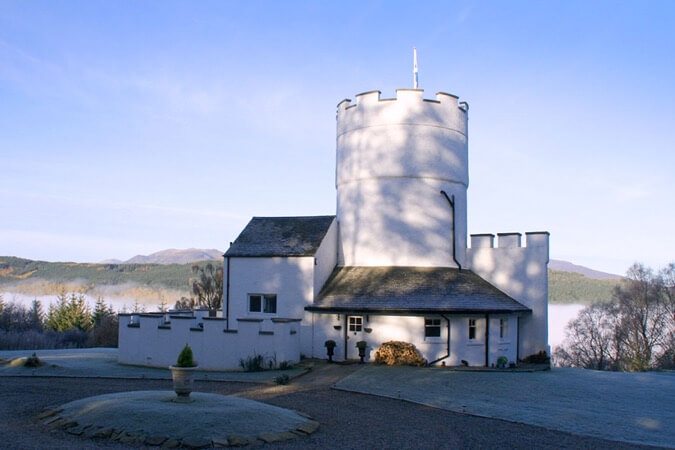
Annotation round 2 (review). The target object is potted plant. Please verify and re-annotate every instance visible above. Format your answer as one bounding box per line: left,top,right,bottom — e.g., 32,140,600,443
356,340,367,363
324,340,336,362
169,344,198,402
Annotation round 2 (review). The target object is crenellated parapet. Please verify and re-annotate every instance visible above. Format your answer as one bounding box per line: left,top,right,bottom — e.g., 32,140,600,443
118,313,301,370
467,231,550,358
337,89,468,139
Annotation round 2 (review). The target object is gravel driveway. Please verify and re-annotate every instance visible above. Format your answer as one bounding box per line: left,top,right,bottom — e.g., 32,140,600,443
0,363,658,449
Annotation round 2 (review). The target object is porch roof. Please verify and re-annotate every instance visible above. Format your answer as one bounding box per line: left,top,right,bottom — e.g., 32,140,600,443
306,266,531,315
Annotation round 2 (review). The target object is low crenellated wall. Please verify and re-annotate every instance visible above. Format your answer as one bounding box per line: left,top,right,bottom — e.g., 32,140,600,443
467,231,550,360
118,312,301,370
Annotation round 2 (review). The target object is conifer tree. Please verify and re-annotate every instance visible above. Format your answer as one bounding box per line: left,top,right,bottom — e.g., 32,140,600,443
29,299,44,331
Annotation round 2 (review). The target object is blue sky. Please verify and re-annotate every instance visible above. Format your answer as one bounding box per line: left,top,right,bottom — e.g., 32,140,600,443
1,1,673,275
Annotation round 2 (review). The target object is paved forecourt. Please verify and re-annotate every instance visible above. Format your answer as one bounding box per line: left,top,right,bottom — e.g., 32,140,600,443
335,365,675,448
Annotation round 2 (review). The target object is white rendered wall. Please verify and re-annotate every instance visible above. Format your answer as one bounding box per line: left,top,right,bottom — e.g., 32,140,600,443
336,89,468,267
227,257,314,321
467,232,549,359
118,314,301,370
311,314,449,363
313,218,338,298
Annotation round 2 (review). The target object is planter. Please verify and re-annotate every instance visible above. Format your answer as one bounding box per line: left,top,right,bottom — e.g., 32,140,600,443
325,340,337,363
169,365,198,402
356,341,367,364
358,348,366,363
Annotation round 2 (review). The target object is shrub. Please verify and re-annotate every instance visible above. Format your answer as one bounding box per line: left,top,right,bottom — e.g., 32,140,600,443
324,340,336,348
374,341,424,366
176,344,196,367
356,340,367,350
274,374,290,385
521,351,550,364
239,354,264,372
23,352,43,368
278,361,293,370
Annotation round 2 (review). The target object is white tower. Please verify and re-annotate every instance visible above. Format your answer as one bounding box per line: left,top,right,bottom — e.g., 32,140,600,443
336,89,469,267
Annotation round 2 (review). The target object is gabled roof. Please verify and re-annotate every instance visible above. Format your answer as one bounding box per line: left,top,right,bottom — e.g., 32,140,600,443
306,266,531,315
224,216,335,257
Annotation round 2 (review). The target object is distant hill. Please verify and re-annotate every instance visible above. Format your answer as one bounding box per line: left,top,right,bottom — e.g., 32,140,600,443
1,254,623,306
549,259,622,280
0,256,204,291
98,248,223,265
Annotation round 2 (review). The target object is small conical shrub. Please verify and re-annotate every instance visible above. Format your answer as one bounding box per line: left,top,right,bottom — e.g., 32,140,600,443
176,344,196,367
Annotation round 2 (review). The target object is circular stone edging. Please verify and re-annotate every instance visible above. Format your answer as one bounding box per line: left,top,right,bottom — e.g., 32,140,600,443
39,390,319,447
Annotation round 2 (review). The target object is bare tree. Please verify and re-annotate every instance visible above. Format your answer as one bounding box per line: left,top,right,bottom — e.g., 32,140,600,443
189,263,223,311
554,302,621,370
614,264,674,371
555,262,675,371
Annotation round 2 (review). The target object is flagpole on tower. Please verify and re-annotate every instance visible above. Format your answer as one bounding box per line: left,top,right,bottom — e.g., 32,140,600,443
413,47,419,89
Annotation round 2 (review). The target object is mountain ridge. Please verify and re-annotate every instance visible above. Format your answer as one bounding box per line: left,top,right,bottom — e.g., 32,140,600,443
101,248,223,265
549,259,622,280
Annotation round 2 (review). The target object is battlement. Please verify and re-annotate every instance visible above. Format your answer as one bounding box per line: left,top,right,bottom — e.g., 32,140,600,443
338,88,467,112
470,232,550,249
337,88,468,138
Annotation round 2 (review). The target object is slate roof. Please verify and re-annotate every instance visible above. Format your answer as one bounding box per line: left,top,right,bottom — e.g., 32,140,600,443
224,216,335,257
306,266,531,314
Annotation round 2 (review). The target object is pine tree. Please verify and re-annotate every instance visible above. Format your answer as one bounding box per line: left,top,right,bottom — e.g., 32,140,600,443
67,292,93,331
29,299,44,331
92,297,110,326
46,289,70,331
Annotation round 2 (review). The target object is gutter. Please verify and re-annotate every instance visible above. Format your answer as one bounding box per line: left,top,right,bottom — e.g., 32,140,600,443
429,314,451,366
440,190,462,270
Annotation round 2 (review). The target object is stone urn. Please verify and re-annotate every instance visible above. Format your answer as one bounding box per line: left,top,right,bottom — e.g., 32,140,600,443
170,365,198,402
170,344,198,402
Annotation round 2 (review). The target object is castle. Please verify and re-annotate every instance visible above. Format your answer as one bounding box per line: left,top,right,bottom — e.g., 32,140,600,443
119,87,549,368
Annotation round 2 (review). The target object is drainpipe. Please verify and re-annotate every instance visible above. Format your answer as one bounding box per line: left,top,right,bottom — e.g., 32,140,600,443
429,314,451,366
516,316,520,362
485,314,489,367
225,256,231,330
439,190,462,270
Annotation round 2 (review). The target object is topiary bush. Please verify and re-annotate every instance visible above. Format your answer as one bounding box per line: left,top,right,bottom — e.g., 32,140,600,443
374,341,424,366
176,344,196,367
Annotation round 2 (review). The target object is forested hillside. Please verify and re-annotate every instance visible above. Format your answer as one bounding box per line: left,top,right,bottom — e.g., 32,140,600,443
0,256,205,291
548,270,620,304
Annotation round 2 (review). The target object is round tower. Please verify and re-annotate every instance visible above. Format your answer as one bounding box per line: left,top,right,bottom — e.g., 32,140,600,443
336,89,469,267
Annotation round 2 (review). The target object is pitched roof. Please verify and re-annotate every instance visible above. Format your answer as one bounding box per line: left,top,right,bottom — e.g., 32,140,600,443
224,216,335,257
306,266,531,314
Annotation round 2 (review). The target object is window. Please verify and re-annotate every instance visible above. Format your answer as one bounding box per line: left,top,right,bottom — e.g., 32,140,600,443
500,319,508,339
348,316,362,332
468,319,476,340
425,318,441,338
248,294,277,314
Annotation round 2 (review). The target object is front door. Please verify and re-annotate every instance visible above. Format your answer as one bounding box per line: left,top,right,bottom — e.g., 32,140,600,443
346,315,365,360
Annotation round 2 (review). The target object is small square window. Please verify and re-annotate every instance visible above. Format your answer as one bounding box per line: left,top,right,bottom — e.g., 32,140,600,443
249,294,276,314
469,319,476,340
425,318,441,338
348,316,362,332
